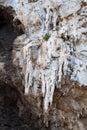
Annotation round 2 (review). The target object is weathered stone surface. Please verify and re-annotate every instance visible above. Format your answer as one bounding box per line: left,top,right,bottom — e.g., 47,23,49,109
0,0,87,130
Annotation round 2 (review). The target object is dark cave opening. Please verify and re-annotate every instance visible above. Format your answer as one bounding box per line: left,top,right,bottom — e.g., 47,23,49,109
0,6,24,51
0,18,17,51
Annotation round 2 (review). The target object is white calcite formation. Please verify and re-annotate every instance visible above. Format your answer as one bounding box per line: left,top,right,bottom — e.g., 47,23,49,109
1,0,87,111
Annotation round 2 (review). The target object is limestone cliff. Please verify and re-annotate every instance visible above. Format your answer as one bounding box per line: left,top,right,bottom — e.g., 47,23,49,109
0,0,87,130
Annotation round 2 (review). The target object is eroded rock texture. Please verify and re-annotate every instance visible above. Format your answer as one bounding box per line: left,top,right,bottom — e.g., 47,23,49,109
0,0,87,130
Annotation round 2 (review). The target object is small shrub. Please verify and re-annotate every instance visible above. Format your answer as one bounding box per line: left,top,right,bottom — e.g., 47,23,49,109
43,33,51,41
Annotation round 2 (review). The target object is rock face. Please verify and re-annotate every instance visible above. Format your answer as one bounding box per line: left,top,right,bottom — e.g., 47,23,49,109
0,0,87,130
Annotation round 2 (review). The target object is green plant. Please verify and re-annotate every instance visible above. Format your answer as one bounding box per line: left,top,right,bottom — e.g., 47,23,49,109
43,33,51,41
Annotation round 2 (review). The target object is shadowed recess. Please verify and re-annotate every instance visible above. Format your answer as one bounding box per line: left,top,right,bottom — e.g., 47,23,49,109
0,6,24,51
